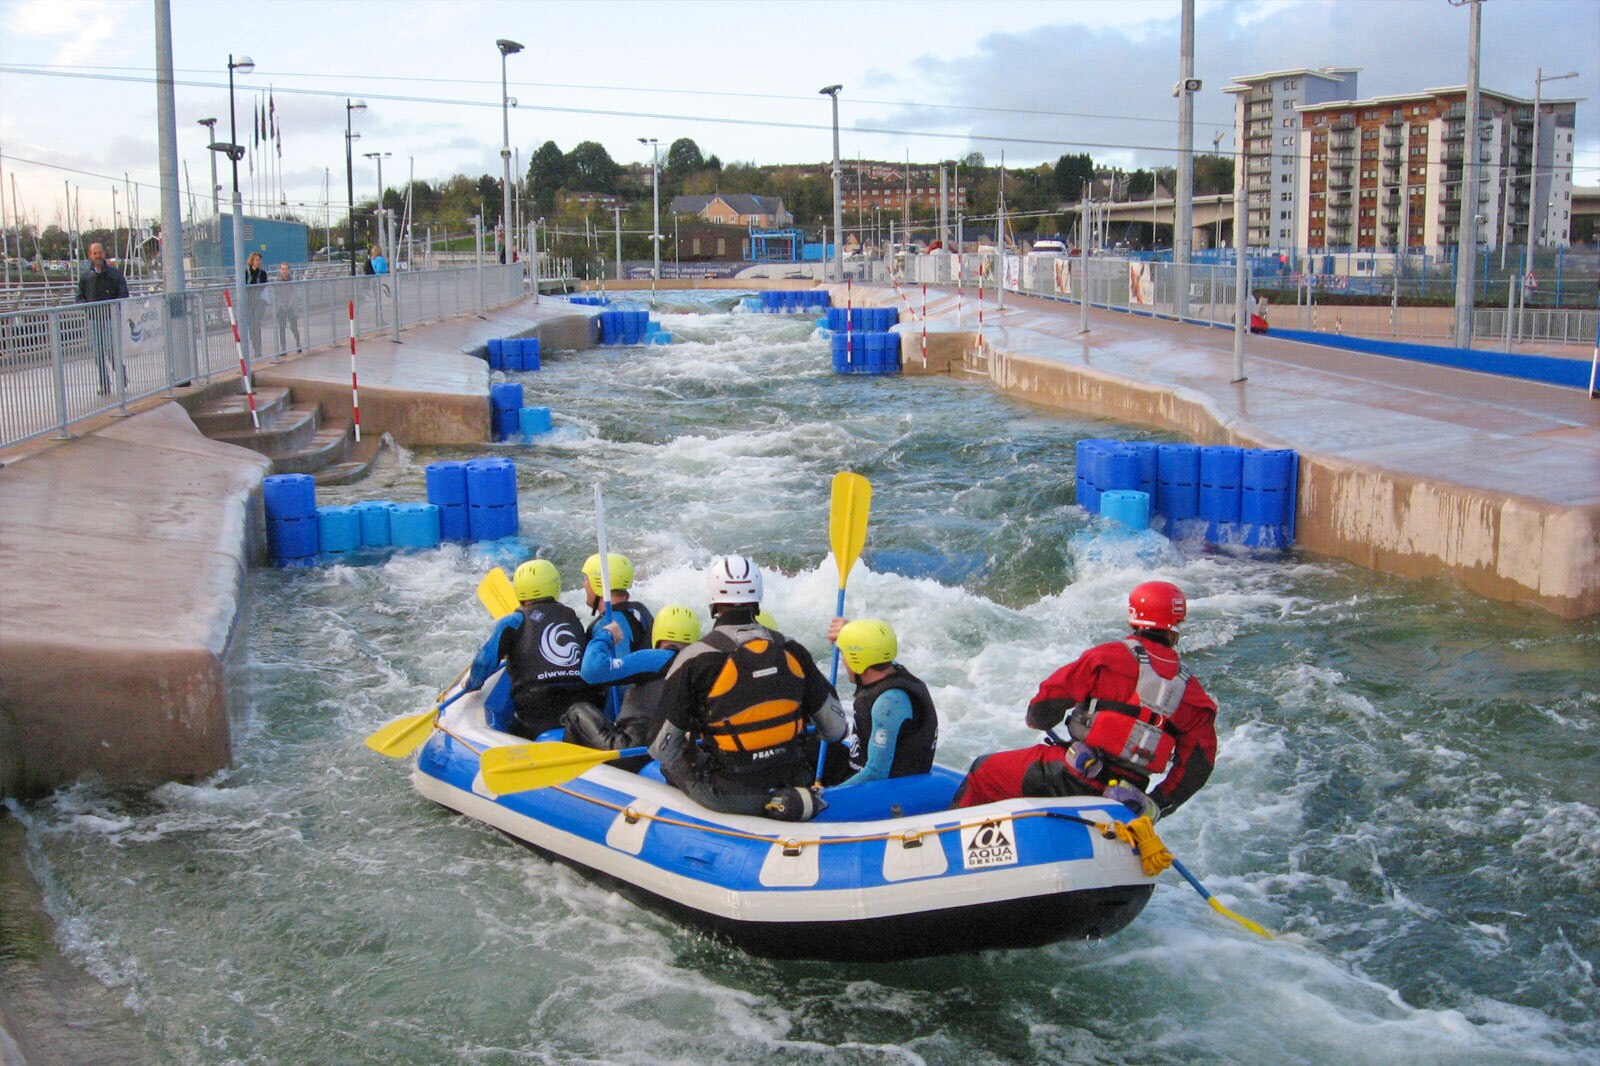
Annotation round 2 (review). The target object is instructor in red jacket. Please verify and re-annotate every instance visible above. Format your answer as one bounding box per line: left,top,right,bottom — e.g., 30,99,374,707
953,580,1218,820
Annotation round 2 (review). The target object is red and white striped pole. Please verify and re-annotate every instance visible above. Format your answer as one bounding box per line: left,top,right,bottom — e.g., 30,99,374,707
222,288,260,429
846,274,854,365
977,265,985,354
956,254,964,325
348,299,362,442
920,281,928,369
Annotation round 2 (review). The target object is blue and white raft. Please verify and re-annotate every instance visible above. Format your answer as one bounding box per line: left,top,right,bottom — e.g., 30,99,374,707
411,669,1156,962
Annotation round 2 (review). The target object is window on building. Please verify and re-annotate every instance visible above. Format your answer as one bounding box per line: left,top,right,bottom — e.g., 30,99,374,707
1284,79,1298,89
1281,192,1293,201
1283,98,1296,109
1282,136,1295,146
1284,118,1296,128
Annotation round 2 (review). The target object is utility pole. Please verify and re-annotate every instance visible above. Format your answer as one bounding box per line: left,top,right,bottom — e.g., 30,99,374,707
1451,0,1482,348
1175,0,1196,320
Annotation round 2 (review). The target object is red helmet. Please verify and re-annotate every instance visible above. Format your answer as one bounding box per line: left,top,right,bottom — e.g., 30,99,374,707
1128,580,1186,631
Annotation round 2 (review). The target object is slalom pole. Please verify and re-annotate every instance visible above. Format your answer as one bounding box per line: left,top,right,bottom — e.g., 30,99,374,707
221,288,259,429
920,281,928,369
977,264,985,355
348,299,361,442
956,253,964,326
846,274,854,365
1589,316,1598,399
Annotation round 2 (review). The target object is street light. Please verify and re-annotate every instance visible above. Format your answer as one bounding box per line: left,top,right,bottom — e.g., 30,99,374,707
364,150,392,262
638,137,660,280
225,53,253,356
1523,68,1577,267
496,38,523,265
820,84,843,282
345,98,366,276
196,118,220,221
1212,131,1225,250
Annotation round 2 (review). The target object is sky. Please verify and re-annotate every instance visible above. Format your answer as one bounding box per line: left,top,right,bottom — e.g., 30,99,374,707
0,0,1596,233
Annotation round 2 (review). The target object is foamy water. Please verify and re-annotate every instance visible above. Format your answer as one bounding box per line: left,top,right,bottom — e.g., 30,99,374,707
9,291,1597,1064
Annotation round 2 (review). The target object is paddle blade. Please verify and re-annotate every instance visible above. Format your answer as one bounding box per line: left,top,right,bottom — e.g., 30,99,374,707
365,710,437,758
478,567,519,619
828,472,872,589
1209,897,1275,939
480,741,638,794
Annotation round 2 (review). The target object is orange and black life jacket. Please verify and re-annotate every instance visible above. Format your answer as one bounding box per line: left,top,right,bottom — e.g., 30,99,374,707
697,628,808,764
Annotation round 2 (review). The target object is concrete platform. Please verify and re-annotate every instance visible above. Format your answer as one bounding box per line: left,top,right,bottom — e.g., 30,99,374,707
828,284,1599,619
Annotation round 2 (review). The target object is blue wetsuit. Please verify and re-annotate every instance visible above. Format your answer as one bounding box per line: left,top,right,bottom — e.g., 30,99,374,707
839,687,916,787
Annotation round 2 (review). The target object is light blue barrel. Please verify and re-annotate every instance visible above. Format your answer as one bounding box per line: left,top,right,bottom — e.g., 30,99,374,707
266,515,318,562
647,331,672,345
389,503,441,550
316,505,361,555
1100,490,1151,531
355,500,394,547
519,406,553,437
1199,446,1243,523
263,473,316,521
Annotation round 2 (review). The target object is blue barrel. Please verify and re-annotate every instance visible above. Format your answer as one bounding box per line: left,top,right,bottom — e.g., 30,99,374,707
516,337,541,371
1156,443,1201,519
266,515,318,561
492,408,520,441
438,502,468,542
468,504,518,542
425,461,467,506
864,332,887,373
1241,448,1296,528
355,500,394,548
1100,446,1141,493
1199,446,1243,523
263,473,316,521
490,382,523,412
1124,441,1160,497
1100,490,1151,531
632,310,650,340
648,331,672,345
1075,438,1118,513
880,333,901,373
465,457,517,507
316,505,361,555
827,307,845,331
389,502,441,550
831,332,852,373
487,338,506,370
520,406,553,436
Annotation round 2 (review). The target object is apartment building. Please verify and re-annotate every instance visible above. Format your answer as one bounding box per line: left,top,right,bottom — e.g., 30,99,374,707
1296,87,1578,254
1224,68,1361,250
841,165,961,216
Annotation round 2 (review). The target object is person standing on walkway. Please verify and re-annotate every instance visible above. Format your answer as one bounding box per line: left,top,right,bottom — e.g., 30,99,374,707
76,242,127,394
274,263,303,354
368,245,389,275
952,580,1218,821
244,252,269,358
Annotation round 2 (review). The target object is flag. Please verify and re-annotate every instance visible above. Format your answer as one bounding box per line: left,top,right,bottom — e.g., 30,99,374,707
276,126,282,159
269,88,276,139
259,96,267,141
252,101,260,148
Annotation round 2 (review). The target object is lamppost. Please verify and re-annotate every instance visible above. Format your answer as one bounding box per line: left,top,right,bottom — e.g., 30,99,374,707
224,54,253,354
197,117,220,222
638,137,660,280
345,98,366,276
1523,68,1577,273
1212,130,1225,250
496,38,523,264
820,84,843,282
364,150,391,260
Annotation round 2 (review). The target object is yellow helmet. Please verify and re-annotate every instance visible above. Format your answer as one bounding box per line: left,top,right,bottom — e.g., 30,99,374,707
513,559,560,602
835,619,897,675
582,552,634,593
651,605,702,647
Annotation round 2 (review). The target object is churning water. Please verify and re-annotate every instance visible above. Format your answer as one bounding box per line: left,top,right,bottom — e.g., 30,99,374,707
6,292,1597,1065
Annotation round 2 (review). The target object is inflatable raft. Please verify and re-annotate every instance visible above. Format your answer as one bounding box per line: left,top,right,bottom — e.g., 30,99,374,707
409,669,1156,962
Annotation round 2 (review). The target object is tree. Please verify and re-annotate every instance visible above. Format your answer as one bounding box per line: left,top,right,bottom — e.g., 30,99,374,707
665,137,704,177
526,140,567,216
1193,153,1233,197
566,141,621,193
1051,152,1095,201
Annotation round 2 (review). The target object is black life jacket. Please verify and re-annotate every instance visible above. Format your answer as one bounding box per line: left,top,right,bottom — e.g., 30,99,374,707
1065,639,1186,777
589,599,655,655
696,627,808,770
508,601,600,731
850,664,938,778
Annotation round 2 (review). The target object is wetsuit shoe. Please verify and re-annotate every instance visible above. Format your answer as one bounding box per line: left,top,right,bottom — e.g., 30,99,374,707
764,786,826,822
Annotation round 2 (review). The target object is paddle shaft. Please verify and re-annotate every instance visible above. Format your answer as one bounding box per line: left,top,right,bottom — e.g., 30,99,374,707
594,485,620,718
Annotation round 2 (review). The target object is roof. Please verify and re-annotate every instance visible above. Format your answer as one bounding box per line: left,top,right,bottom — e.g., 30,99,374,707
1223,67,1361,93
1295,86,1582,111
671,194,786,216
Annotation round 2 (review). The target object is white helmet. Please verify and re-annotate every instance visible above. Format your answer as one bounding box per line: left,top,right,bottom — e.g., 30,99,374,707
706,554,763,605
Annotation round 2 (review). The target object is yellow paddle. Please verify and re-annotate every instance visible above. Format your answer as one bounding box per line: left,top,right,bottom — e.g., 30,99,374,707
480,741,650,795
818,471,872,784
477,567,519,619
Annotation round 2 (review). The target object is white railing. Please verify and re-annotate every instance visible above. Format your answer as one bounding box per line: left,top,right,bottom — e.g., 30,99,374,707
0,263,522,450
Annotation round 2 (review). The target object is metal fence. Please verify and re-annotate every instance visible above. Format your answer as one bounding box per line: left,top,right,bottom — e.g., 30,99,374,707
0,262,523,450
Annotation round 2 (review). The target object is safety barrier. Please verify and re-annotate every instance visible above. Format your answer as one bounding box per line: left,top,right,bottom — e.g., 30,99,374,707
487,337,541,372
1267,328,1593,390
0,262,524,451
831,331,900,375
596,309,670,346
1076,439,1297,548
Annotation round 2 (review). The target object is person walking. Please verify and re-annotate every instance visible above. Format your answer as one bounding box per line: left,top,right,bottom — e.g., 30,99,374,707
244,252,269,358
274,262,303,354
952,580,1219,822
75,242,128,394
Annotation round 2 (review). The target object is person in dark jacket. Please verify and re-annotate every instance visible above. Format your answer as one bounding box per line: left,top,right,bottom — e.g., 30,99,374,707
952,580,1218,821
76,242,128,394
244,252,269,358
649,555,847,821
565,604,700,771
823,617,938,787
464,559,602,739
